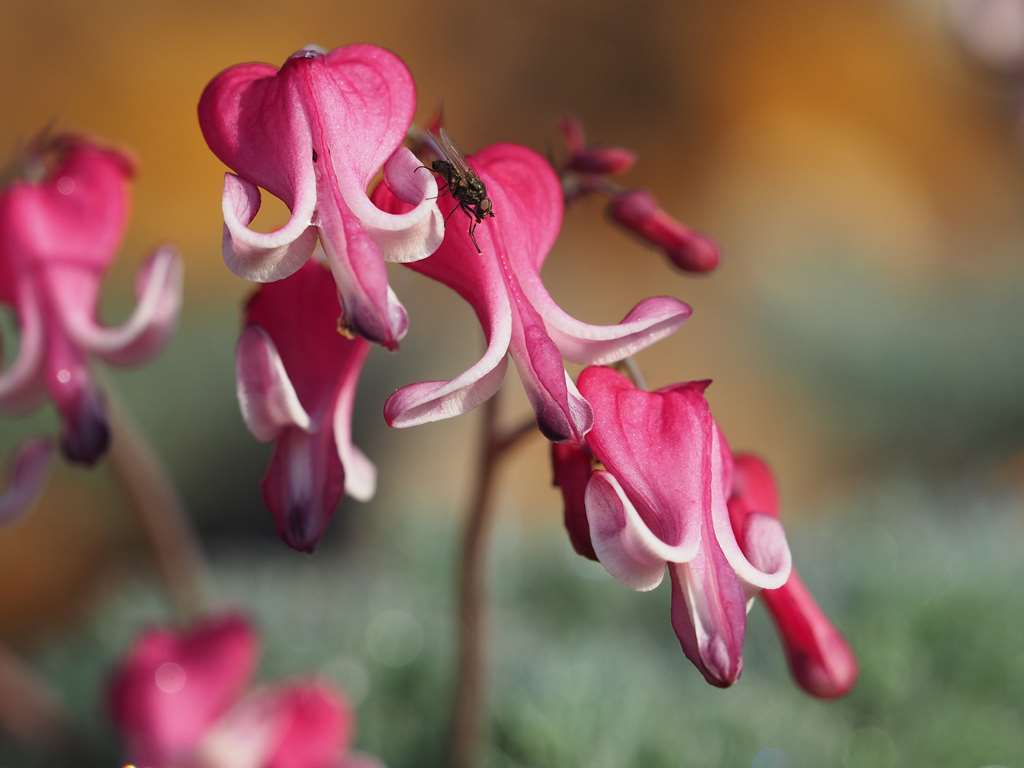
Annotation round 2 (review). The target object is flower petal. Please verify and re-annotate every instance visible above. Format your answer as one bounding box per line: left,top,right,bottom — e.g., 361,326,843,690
551,441,597,560
261,681,353,768
578,366,710,553
348,147,443,264
761,572,859,699
221,173,319,282
584,471,696,591
108,613,258,766
235,326,311,442
709,428,791,591
0,281,46,412
60,245,183,365
669,552,747,688
0,438,55,525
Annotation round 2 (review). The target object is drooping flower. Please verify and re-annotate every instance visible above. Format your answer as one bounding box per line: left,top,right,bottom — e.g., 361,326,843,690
109,612,380,768
558,117,636,177
237,261,375,553
198,44,444,350
0,133,182,517
372,143,691,443
728,453,858,698
551,366,792,687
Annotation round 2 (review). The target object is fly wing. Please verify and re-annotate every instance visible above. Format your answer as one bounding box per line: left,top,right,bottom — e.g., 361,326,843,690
437,128,473,177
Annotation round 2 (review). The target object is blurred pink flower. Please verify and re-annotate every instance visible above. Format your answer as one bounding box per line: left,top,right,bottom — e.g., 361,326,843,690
558,117,636,176
109,612,379,768
237,262,375,553
606,189,719,274
373,143,691,443
552,366,792,688
728,454,859,699
198,44,444,351
0,134,182,519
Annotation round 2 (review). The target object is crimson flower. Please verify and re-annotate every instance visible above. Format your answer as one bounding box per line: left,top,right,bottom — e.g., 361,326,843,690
728,453,858,698
109,612,379,768
237,261,374,553
373,143,691,443
0,134,182,519
199,44,443,350
552,366,793,687
606,189,719,274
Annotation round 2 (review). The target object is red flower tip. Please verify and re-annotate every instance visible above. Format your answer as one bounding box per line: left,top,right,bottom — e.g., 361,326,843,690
559,116,636,176
551,441,598,560
607,189,720,273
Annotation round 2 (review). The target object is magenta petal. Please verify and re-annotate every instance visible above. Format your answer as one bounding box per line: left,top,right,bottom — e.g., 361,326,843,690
261,681,353,768
0,281,45,412
578,366,709,553
59,245,183,365
0,438,55,525
761,573,859,699
236,326,311,442
220,172,319,282
108,613,258,766
551,442,597,560
584,471,685,590
199,45,441,349
669,553,747,688
244,263,374,551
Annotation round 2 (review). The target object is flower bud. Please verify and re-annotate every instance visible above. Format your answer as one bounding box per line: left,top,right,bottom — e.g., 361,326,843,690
607,190,719,273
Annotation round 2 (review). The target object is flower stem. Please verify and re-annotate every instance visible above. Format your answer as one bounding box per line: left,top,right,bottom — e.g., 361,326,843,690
450,392,536,768
0,643,72,748
105,389,207,621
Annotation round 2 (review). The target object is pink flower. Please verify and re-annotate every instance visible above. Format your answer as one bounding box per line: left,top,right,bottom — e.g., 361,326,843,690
551,366,792,687
198,44,444,351
237,262,375,553
729,454,858,698
0,134,182,516
606,190,719,274
109,613,378,768
372,143,691,443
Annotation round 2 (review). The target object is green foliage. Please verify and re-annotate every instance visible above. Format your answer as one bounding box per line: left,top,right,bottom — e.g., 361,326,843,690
10,480,1024,767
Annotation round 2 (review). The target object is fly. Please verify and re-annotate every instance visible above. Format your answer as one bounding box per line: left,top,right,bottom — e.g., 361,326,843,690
430,128,494,253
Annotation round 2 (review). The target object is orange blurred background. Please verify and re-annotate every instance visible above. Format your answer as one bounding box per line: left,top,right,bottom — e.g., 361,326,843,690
2,0,1023,639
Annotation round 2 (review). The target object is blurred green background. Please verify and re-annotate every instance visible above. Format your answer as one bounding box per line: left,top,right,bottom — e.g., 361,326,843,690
1,1,1023,766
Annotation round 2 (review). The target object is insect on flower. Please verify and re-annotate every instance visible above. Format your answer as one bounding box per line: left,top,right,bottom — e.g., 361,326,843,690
430,129,494,253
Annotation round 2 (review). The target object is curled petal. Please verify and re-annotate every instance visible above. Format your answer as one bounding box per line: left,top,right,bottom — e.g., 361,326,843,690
383,294,512,428
222,173,319,282
0,438,55,525
709,428,791,592
62,245,183,365
761,573,859,699
348,147,444,264
521,277,691,364
333,382,376,503
585,471,696,591
0,283,46,412
235,326,311,442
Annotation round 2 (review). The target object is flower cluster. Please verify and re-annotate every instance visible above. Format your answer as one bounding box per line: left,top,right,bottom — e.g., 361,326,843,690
0,133,183,522
109,613,380,767
552,368,856,694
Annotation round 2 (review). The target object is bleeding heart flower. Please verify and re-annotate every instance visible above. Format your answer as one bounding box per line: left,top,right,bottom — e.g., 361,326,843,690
373,143,691,443
198,44,444,350
237,261,375,553
729,453,858,698
109,613,378,768
551,366,792,687
0,133,182,519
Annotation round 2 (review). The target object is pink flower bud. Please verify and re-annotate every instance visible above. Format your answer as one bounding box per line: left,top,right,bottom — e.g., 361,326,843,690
567,147,637,176
607,190,720,273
